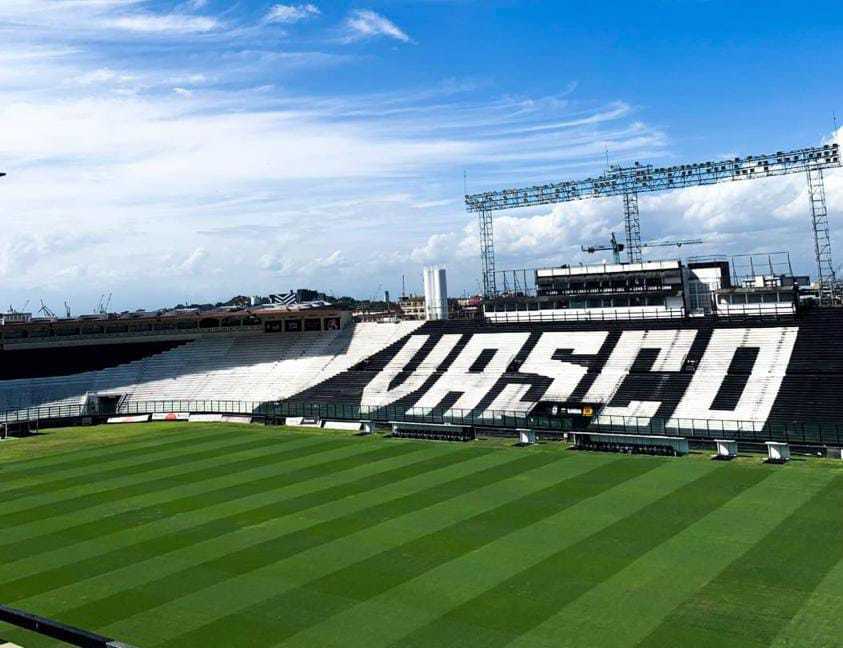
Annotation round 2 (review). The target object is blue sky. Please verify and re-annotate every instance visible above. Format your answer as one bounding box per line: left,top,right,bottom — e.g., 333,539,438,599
1,1,842,311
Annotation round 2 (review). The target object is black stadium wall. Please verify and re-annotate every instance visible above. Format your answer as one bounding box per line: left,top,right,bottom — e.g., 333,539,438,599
287,310,843,428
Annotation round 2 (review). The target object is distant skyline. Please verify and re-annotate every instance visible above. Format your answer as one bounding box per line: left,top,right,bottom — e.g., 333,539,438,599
1,1,842,312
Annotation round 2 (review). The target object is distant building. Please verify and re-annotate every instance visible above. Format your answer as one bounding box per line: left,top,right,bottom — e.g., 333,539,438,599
296,288,328,303
0,311,32,326
398,295,425,319
485,256,798,323
250,288,330,308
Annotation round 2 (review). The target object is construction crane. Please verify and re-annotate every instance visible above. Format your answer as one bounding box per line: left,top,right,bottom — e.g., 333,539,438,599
8,299,29,314
581,232,704,264
465,143,841,301
96,293,112,315
38,300,56,319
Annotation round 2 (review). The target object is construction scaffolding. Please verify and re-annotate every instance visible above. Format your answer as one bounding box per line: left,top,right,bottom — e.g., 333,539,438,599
466,143,841,299
807,167,836,302
622,191,642,263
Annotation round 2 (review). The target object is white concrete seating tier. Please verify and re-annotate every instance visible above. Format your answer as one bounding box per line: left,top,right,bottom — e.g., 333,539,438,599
0,322,423,414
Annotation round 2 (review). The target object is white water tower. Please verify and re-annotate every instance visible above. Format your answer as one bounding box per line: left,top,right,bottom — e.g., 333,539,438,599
423,266,448,320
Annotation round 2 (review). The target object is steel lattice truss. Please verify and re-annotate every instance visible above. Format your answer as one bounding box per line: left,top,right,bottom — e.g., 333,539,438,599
465,144,840,212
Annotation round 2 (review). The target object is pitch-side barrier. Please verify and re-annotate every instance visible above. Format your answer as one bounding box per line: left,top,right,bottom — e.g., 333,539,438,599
1,399,843,449
0,604,136,648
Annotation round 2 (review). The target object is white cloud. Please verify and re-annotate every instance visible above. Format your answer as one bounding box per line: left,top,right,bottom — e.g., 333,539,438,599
312,249,343,268
265,3,320,24
0,78,688,306
410,233,457,264
343,10,412,44
258,254,293,274
72,67,137,85
0,46,80,63
416,151,843,283
13,2,796,309
105,13,220,34
176,247,209,274
257,250,344,277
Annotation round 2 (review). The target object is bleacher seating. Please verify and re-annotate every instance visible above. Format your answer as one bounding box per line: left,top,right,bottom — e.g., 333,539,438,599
288,312,843,431
0,322,422,414
3,311,843,435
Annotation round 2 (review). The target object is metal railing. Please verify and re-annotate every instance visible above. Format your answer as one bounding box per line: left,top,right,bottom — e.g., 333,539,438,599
483,307,687,323
1,399,842,447
0,603,135,648
483,304,802,324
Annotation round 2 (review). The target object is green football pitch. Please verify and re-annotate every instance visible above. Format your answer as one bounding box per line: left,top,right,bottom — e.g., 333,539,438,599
1,423,842,648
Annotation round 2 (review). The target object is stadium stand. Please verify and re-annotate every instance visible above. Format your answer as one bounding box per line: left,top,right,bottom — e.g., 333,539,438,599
2,311,843,436
288,311,843,430
0,322,422,414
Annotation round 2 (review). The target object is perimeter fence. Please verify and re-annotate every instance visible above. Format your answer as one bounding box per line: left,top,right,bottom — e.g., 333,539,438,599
2,398,842,447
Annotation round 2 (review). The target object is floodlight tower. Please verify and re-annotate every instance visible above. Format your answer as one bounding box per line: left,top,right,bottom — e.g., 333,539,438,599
465,143,841,302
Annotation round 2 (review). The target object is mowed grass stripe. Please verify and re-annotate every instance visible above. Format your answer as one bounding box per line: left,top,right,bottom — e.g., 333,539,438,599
3,447,444,600
505,465,834,648
1,436,360,559
15,447,509,638
3,442,451,583
1,442,462,603
393,463,770,648
637,473,843,648
772,556,843,647
1,428,287,502
117,451,596,646
0,424,229,477
0,433,326,527
282,459,720,648
54,452,564,634
172,456,661,646
2,435,352,548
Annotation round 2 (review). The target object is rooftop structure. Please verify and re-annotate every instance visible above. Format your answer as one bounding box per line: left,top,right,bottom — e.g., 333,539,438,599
0,303,352,349
466,143,841,301
486,253,800,324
